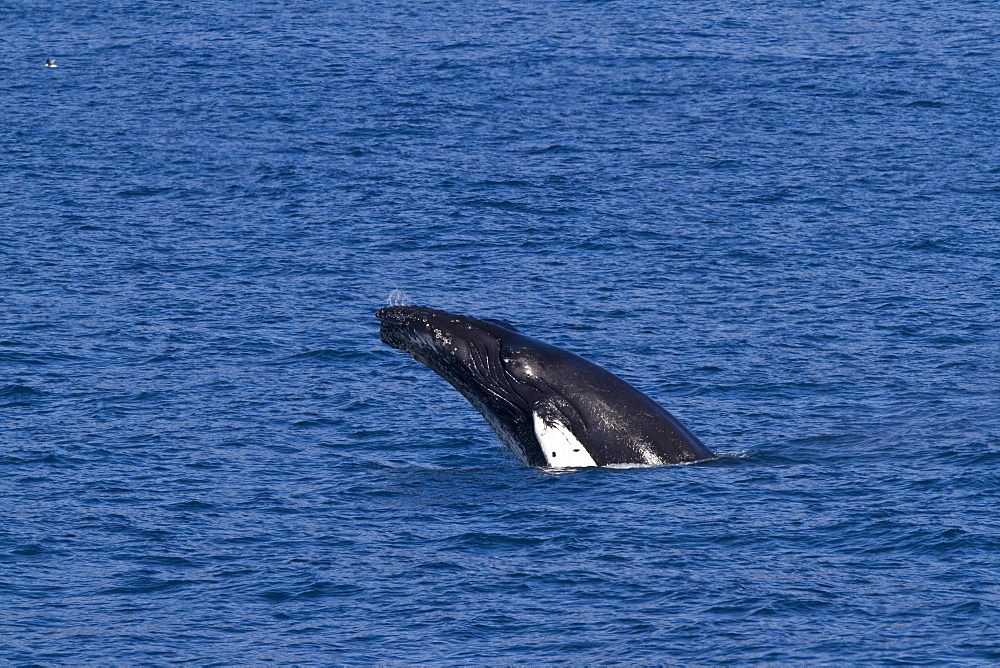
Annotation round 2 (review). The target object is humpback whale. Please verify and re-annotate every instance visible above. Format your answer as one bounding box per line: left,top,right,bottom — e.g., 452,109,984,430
377,305,714,469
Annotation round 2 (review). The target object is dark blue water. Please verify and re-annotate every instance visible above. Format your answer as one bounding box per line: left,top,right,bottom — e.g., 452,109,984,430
3,0,999,663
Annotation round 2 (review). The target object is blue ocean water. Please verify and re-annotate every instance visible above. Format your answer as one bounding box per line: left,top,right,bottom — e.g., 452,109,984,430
3,0,999,662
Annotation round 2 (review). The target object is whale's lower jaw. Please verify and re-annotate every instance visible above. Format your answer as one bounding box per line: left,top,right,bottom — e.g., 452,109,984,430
480,408,535,467
457,389,543,468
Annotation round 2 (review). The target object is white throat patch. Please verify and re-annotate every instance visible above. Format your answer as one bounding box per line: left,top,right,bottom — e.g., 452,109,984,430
533,410,597,469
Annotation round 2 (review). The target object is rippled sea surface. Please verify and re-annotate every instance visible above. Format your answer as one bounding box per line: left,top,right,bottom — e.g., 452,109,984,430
3,0,1000,663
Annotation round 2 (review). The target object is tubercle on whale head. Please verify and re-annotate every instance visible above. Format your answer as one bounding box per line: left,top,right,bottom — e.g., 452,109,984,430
377,305,517,337
377,305,468,360
375,305,432,327
376,305,435,335
376,306,523,385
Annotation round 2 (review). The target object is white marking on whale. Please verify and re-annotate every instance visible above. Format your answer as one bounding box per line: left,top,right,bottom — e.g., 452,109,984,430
533,410,597,468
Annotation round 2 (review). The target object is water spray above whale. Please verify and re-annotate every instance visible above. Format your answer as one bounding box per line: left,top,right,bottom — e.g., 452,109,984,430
377,305,714,469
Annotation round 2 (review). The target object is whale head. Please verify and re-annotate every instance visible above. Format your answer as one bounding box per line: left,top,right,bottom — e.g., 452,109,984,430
377,305,563,467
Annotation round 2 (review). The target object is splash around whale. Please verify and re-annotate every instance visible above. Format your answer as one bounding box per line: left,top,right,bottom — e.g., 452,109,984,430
377,305,715,469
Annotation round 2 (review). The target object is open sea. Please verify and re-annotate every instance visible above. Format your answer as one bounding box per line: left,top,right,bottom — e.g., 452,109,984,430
3,0,1000,663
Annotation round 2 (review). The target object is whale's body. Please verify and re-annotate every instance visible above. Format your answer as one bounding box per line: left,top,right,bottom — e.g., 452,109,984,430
377,305,714,469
